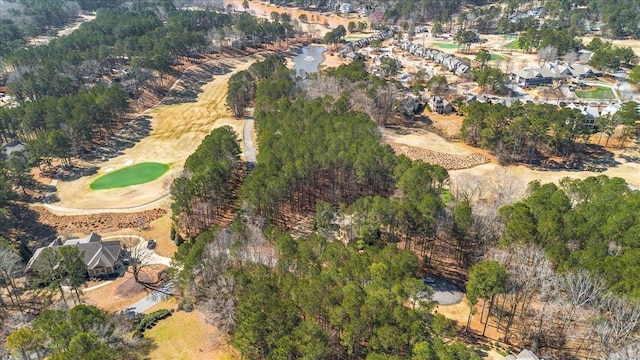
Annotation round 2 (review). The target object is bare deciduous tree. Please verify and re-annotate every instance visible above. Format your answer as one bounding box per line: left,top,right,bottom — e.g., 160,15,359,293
538,46,558,66
593,295,640,357
0,249,23,311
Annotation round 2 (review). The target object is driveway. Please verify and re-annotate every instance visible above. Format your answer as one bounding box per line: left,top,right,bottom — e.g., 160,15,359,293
124,282,174,313
243,118,257,164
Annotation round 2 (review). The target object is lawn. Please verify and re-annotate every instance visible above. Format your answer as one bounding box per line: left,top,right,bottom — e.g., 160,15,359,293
90,162,169,190
344,34,369,41
575,86,615,99
490,53,505,61
432,42,459,49
144,300,239,360
505,39,522,50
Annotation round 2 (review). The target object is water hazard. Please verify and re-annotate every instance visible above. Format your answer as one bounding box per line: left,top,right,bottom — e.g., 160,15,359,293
292,45,326,74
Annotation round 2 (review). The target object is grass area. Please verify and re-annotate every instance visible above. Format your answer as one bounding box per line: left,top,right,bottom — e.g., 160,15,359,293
441,189,453,205
432,42,459,49
490,53,506,61
344,34,369,41
144,301,238,360
505,39,522,50
90,162,169,190
575,85,615,99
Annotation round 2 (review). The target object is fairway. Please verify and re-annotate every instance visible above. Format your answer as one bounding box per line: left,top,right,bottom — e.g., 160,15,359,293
490,53,505,61
90,162,169,190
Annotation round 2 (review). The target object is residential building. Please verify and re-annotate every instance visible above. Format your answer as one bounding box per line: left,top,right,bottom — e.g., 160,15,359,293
27,233,123,277
430,96,453,114
2,139,25,158
511,68,555,87
511,62,599,87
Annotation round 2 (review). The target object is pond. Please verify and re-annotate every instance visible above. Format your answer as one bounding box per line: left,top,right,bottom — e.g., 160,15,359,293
292,45,326,74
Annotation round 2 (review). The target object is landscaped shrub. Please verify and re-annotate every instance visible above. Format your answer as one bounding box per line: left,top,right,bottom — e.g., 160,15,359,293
135,309,172,333
178,298,194,312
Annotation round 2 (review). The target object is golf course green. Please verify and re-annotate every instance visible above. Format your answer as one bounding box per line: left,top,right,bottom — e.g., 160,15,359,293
90,162,169,190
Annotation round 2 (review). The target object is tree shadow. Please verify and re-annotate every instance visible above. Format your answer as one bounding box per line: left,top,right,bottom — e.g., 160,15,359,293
80,116,152,163
8,203,57,247
162,62,234,105
51,163,100,182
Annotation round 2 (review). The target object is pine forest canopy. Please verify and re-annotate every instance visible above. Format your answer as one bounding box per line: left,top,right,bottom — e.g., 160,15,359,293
500,176,640,299
173,222,481,359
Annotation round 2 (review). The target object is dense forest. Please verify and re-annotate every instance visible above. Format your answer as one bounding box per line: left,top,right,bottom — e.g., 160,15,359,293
460,101,639,165
170,56,640,358
4,304,152,359
171,126,243,236
0,6,295,168
501,176,640,299
174,224,482,359
3,1,640,358
169,56,489,358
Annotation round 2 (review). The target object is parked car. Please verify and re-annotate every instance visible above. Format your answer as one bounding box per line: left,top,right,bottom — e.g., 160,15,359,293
147,240,157,250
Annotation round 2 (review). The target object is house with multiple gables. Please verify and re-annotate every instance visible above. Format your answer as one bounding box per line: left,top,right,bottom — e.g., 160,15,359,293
27,233,123,277
398,41,470,75
430,96,453,114
339,29,396,57
511,61,599,87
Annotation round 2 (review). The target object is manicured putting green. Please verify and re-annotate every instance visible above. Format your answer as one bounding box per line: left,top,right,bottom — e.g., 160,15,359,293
90,162,169,190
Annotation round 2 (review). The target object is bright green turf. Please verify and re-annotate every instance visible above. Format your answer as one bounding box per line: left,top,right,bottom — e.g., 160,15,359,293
90,162,169,190
505,39,522,49
490,53,506,61
344,34,369,41
432,42,459,49
440,189,453,205
575,86,615,99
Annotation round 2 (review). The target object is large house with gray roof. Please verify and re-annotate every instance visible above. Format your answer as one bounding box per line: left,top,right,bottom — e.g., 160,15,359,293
511,61,599,87
27,233,123,277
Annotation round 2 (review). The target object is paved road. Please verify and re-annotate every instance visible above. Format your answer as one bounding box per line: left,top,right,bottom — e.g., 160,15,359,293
125,282,174,314
244,119,257,164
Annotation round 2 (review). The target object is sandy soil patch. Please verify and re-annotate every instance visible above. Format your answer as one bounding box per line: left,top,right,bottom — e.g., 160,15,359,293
426,110,465,138
383,129,472,154
382,128,490,169
436,298,507,360
52,56,258,211
82,272,149,313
